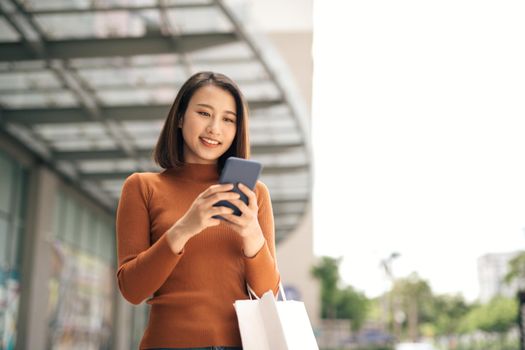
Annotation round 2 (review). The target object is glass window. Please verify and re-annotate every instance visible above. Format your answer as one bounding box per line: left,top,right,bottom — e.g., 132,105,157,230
100,222,114,263
65,196,84,248
79,209,90,251
0,219,7,266
85,211,99,255
14,225,25,270
52,192,64,240
94,218,105,259
47,187,116,349
130,304,149,349
62,195,77,246
0,153,13,213
0,150,28,350
11,172,24,268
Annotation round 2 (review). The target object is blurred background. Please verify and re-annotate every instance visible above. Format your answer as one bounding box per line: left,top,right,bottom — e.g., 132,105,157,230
0,0,524,349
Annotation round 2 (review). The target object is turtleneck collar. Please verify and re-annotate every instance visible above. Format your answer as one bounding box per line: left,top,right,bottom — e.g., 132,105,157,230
163,163,220,183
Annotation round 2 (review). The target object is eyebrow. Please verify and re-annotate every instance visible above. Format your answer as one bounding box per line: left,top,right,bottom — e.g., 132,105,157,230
196,103,237,117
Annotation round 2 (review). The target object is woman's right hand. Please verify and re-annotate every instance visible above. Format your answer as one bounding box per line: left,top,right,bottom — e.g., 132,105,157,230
166,183,240,253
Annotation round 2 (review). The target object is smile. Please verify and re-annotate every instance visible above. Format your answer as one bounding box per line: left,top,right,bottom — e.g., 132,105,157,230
200,137,221,147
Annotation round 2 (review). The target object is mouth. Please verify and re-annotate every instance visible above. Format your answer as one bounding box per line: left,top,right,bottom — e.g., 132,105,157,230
199,136,221,148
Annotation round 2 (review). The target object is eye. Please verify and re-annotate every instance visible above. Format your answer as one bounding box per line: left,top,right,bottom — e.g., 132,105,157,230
224,117,236,123
198,111,210,117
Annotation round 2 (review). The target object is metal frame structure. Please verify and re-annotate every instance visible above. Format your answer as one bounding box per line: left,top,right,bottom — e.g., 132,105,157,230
0,0,311,243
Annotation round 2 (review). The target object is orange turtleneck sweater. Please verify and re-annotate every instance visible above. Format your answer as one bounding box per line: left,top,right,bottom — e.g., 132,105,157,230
115,163,280,349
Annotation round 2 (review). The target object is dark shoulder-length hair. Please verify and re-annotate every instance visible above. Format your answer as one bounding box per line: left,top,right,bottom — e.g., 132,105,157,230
153,71,250,172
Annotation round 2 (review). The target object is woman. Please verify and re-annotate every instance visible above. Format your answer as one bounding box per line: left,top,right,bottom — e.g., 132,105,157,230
116,71,281,349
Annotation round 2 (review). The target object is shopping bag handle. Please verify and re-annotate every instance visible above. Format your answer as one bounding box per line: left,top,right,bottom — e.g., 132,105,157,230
246,281,287,301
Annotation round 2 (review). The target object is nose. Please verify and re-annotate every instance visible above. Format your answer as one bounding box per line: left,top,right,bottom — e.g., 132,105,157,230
206,117,221,135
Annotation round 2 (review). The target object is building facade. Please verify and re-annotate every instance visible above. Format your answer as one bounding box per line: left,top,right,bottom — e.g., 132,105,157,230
0,0,317,349
478,251,521,303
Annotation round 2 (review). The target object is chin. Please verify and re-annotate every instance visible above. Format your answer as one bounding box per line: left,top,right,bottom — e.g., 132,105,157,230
197,153,221,162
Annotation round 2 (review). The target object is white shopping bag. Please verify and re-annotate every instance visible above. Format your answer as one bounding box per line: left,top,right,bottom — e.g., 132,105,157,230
233,283,319,350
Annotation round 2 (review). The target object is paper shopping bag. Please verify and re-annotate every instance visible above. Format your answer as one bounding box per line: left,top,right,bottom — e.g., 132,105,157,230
233,283,319,350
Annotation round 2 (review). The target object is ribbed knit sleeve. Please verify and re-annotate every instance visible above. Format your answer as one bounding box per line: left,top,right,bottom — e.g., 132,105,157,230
116,173,184,305
243,181,281,297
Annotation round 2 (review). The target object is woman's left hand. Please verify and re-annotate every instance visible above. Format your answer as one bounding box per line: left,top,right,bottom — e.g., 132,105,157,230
222,183,266,257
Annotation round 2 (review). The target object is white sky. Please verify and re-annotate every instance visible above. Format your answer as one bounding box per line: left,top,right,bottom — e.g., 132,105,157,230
312,0,525,301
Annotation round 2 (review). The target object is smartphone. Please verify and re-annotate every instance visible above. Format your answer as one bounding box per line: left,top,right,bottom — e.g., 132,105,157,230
213,157,263,219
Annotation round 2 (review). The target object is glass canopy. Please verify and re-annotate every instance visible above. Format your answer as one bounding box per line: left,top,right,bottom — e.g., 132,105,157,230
0,0,311,243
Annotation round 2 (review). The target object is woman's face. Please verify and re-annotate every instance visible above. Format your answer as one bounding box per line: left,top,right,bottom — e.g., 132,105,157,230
180,84,238,164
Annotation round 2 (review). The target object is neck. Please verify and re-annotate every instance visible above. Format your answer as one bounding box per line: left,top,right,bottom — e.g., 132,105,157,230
163,162,219,183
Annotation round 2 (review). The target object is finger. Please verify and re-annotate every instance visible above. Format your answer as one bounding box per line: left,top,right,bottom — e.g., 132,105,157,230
228,199,250,214
201,183,234,198
200,183,234,199
208,218,222,226
203,191,241,207
210,206,236,217
238,183,257,209
222,213,243,226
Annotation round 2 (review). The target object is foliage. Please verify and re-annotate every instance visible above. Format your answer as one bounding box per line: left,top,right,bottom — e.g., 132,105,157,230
367,296,383,323
504,250,525,287
311,256,369,331
335,286,369,331
431,294,471,336
312,257,521,342
311,256,342,319
392,272,433,312
390,272,433,340
458,296,518,334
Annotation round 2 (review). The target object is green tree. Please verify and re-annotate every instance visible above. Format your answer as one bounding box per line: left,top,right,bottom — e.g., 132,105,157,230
336,286,369,331
459,296,518,342
391,272,433,341
311,256,341,319
478,297,517,334
431,293,471,336
504,250,525,288
311,256,370,331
